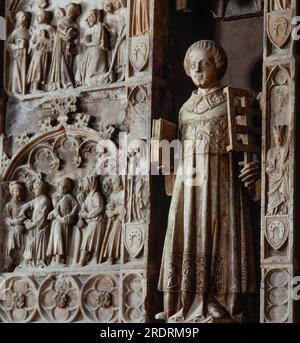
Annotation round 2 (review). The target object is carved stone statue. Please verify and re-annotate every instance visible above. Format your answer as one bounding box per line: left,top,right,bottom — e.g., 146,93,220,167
104,0,127,82
126,143,148,222
3,182,26,269
131,0,150,37
156,41,257,323
26,10,55,93
100,176,124,265
76,175,105,266
47,178,79,266
7,11,31,95
266,126,289,216
48,3,82,91
20,180,52,269
76,9,109,87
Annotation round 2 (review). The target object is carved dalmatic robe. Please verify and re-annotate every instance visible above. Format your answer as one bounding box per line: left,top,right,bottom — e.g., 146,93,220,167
47,193,78,259
26,24,56,90
76,22,109,86
48,18,79,90
22,195,52,263
131,0,150,36
158,87,256,321
7,27,31,95
266,143,289,216
4,200,25,258
80,190,105,256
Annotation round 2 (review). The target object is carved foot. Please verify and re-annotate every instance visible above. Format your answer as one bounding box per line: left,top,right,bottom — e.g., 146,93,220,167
155,312,167,321
207,302,227,319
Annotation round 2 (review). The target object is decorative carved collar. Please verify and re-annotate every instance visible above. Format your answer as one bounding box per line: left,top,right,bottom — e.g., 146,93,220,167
185,86,227,114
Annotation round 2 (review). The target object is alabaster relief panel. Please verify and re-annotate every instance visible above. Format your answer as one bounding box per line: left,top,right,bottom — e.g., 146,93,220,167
266,0,293,56
263,268,291,323
0,102,133,271
5,0,151,98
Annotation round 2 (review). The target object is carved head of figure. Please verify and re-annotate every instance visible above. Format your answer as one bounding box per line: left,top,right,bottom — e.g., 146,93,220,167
16,11,31,29
83,175,98,194
113,0,125,10
86,9,100,28
55,7,66,22
36,9,52,25
184,40,227,89
58,178,73,195
103,0,114,13
273,125,287,147
9,181,25,203
33,180,48,197
65,3,82,21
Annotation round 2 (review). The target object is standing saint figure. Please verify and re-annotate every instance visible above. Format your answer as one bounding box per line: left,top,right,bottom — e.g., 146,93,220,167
47,178,79,266
131,0,150,36
76,9,109,87
156,41,257,323
21,180,52,269
7,11,31,95
48,3,81,91
266,125,289,216
76,175,106,267
3,182,26,269
26,10,56,93
104,0,127,82
100,176,125,265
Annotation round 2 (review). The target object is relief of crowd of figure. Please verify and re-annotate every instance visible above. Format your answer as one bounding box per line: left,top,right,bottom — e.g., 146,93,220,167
7,1,128,95
2,174,125,271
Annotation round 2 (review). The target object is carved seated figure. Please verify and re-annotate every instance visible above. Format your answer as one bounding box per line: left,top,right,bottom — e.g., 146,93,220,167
76,175,105,267
3,182,26,270
47,178,79,267
156,40,259,323
100,176,125,265
19,180,52,269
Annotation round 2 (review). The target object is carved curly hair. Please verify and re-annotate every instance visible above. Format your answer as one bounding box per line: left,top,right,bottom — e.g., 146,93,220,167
184,40,227,80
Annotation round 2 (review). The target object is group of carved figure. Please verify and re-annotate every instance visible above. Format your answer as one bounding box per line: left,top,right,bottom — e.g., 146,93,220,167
7,0,128,95
2,175,124,271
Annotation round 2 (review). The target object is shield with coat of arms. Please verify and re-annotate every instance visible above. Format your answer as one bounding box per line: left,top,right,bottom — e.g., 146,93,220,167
267,9,292,49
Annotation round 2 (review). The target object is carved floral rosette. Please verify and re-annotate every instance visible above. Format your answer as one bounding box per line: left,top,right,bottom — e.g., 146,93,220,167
0,276,37,322
37,274,80,323
80,274,119,323
264,269,290,323
121,272,146,323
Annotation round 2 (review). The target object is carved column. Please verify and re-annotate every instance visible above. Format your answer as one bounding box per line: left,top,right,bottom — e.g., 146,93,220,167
261,0,299,323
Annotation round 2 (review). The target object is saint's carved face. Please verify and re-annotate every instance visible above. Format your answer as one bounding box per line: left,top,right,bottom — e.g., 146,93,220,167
83,178,91,193
104,0,113,13
37,11,47,25
66,5,78,20
86,14,96,28
33,181,44,197
273,130,285,147
10,184,23,202
58,180,70,195
188,50,218,89
16,12,27,26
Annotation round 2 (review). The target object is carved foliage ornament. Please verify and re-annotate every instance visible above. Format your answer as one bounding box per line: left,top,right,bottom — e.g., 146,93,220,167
80,275,119,323
38,274,80,322
0,276,37,322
